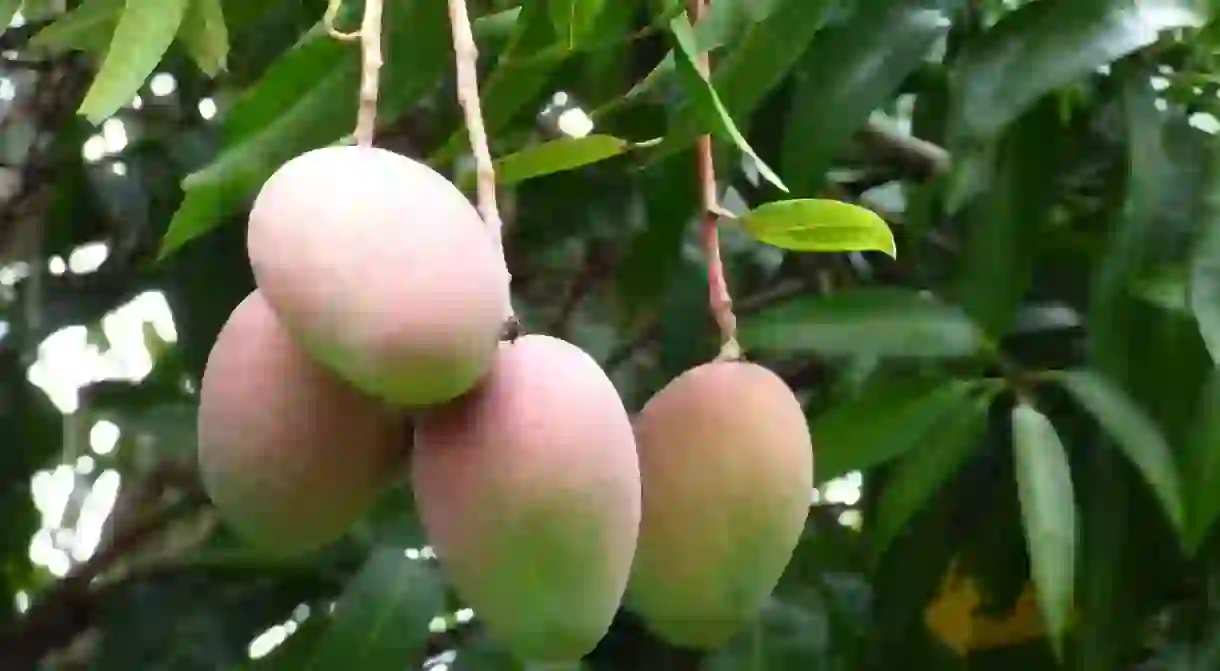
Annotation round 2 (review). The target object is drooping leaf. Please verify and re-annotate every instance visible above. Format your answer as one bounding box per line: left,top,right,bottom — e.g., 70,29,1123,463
948,0,1206,147
549,0,604,51
647,0,837,162
780,0,951,195
177,0,229,77
1054,369,1186,540
0,0,20,38
953,97,1061,338
667,13,787,192
869,386,993,562
30,0,121,55
492,134,631,187
808,375,975,485
1189,133,1220,365
303,548,445,670
738,198,896,257
739,288,986,359
1011,401,1078,660
78,0,192,124
1186,369,1220,552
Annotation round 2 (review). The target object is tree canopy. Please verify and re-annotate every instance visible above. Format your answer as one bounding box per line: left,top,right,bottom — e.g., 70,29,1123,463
3,0,1220,669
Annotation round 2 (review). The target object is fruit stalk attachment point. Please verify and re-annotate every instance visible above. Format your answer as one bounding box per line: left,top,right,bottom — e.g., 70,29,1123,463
448,0,518,328
687,0,740,362
324,0,384,147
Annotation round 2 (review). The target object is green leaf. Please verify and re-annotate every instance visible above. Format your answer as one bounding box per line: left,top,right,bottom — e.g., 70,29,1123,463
493,134,630,187
177,0,228,77
953,97,1061,337
549,0,604,50
27,0,125,56
809,376,976,485
159,0,451,259
78,0,192,124
948,0,1206,147
1055,369,1186,539
739,288,986,359
780,1,950,196
0,0,20,39
304,548,445,670
667,12,787,192
1189,134,1220,365
1186,369,1220,553
870,387,992,563
738,198,896,257
1011,401,1077,660
646,0,837,162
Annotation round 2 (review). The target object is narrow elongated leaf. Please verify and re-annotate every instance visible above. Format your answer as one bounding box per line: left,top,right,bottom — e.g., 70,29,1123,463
1011,402,1077,660
648,0,836,161
78,0,192,124
159,0,452,259
809,376,975,485
1189,134,1220,365
739,198,896,257
948,0,1205,146
870,389,992,563
1055,369,1186,538
739,288,986,359
177,0,229,77
668,14,787,192
493,134,630,186
953,98,1061,337
1186,369,1220,552
549,0,604,50
29,0,122,55
0,1,20,38
304,548,445,669
781,1,950,195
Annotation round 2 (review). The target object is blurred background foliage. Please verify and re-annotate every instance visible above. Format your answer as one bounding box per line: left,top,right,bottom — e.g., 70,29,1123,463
3,0,1220,668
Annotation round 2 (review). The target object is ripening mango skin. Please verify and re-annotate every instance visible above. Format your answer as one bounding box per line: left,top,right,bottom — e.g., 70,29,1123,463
197,290,403,555
412,334,641,662
627,361,813,649
247,145,507,409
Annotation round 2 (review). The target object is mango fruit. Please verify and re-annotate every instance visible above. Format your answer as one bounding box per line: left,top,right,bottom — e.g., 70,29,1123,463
197,290,403,555
626,360,813,648
246,145,507,408
412,334,641,662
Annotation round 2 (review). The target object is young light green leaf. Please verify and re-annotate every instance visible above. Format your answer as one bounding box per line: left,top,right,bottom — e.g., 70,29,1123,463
809,376,976,485
0,1,20,39
493,134,630,187
1055,369,1186,538
177,0,228,77
870,389,992,564
27,0,124,56
303,548,446,670
739,288,986,359
549,0,604,50
78,0,192,124
1011,401,1077,660
668,13,788,192
739,198,896,257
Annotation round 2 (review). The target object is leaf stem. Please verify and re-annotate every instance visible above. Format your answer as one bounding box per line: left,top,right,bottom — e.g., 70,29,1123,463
688,0,740,361
448,0,518,326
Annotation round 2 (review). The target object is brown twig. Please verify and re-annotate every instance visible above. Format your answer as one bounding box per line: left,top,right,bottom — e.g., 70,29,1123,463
688,0,740,362
323,0,384,146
